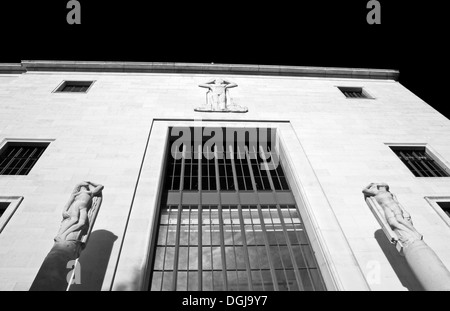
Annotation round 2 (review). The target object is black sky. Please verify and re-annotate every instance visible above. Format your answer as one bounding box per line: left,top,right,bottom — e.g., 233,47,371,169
1,1,448,119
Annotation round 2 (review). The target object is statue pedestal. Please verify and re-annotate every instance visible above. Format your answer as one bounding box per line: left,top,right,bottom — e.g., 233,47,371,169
404,240,450,291
30,241,82,291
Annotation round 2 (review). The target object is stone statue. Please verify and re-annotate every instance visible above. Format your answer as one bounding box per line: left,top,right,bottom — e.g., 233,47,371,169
363,183,422,248
195,78,248,113
30,181,104,291
55,181,104,245
363,183,450,291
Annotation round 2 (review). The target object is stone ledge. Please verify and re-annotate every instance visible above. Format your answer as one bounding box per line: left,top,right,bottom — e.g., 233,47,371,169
9,61,400,80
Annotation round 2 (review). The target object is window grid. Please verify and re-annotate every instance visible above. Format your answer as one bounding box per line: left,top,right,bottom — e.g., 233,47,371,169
151,128,325,291
151,204,324,291
391,147,449,177
0,143,48,175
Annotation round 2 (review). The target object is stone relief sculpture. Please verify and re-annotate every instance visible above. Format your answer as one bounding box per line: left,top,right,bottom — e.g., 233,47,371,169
30,181,104,291
55,181,103,246
195,78,248,113
363,183,422,248
363,183,450,291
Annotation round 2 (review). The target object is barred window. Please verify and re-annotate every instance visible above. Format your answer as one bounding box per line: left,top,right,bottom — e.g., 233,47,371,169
338,87,371,99
55,81,93,93
0,142,49,175
390,146,450,177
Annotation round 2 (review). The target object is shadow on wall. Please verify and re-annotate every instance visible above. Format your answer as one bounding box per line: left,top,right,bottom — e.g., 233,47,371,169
69,229,118,291
374,229,423,291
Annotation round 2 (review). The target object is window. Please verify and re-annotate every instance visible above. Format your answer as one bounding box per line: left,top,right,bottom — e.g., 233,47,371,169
149,127,326,291
0,142,50,175
437,202,450,218
389,146,450,177
338,86,371,99
425,197,450,228
0,197,23,234
0,202,9,218
54,81,94,93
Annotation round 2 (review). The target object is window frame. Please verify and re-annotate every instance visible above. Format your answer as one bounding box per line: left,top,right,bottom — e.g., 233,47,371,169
386,143,450,178
53,80,95,93
0,196,24,234
425,197,450,228
337,86,374,99
0,138,54,176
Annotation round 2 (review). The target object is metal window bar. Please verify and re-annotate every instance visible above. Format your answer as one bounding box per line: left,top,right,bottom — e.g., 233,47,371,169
394,149,449,177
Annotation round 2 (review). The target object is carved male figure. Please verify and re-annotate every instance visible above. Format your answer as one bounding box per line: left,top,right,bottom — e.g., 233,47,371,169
198,78,237,110
55,181,104,242
363,183,422,247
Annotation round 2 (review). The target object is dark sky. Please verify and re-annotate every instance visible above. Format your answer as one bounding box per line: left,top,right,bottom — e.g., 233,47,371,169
1,1,448,119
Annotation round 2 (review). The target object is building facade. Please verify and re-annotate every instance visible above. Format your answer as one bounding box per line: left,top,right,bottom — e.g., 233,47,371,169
0,61,449,291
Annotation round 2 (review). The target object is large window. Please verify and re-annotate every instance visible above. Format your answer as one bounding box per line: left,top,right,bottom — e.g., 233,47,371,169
389,146,450,177
0,142,49,175
149,127,325,291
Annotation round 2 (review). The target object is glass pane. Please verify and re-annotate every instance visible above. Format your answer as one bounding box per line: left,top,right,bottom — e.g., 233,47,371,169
179,226,189,245
202,247,212,270
164,247,175,270
292,245,307,268
189,247,198,271
157,226,168,245
227,271,239,291
235,247,246,270
225,247,236,270
178,247,188,270
299,269,314,291
238,271,250,291
153,247,165,270
285,269,299,291
151,271,162,291
212,247,223,270
275,270,288,291
188,272,199,291
261,270,274,291
162,272,173,291
310,269,325,291
177,272,188,291
213,271,225,291
251,271,264,291
203,271,213,291
247,247,260,269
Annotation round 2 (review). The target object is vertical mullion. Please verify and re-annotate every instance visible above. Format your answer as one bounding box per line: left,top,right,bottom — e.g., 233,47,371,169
197,144,203,290
262,146,315,290
172,146,186,290
242,146,279,291
275,205,305,291
235,148,255,289
214,148,228,291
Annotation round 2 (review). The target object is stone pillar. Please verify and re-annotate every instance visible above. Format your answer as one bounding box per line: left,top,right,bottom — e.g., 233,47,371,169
363,183,450,291
29,241,81,291
403,240,450,291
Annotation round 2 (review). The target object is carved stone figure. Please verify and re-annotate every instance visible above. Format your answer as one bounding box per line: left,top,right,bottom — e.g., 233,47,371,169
30,181,103,291
195,78,248,113
363,183,422,248
55,181,103,245
363,183,450,291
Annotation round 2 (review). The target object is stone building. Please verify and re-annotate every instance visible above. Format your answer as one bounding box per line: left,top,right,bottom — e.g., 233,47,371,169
0,61,449,291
